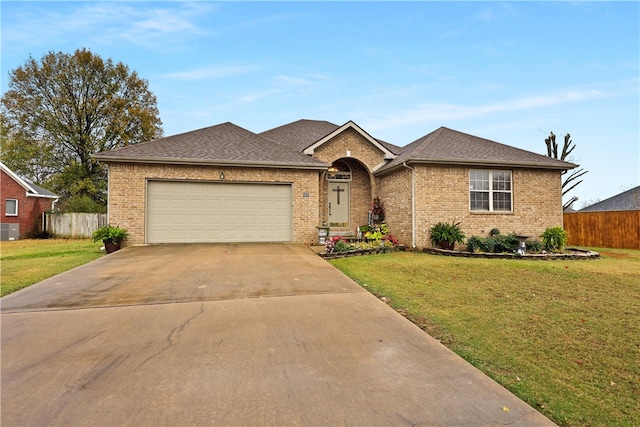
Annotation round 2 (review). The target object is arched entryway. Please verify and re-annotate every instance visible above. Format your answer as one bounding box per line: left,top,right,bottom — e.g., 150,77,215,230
321,158,373,233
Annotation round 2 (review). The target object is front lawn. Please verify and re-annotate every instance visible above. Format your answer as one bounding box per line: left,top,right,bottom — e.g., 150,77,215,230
1,239,103,297
330,248,639,427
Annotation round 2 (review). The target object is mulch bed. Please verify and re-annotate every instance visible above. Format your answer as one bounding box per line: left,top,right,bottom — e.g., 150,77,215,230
319,246,600,260
422,247,600,260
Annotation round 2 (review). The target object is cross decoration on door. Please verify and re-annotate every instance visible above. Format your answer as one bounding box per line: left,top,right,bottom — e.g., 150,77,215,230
332,185,345,204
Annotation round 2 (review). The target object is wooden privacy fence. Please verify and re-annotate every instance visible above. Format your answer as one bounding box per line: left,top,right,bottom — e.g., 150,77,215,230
45,212,108,238
563,211,640,250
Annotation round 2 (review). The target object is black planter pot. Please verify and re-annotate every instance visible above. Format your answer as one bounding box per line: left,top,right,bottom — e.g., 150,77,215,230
438,241,455,251
104,240,122,254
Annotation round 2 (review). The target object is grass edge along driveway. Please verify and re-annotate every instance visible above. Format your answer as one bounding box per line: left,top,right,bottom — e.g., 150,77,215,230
330,248,639,427
1,239,104,297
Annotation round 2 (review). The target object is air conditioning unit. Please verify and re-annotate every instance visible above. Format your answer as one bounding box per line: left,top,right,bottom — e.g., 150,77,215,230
0,223,20,241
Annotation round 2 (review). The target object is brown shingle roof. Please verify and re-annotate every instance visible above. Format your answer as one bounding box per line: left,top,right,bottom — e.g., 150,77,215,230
259,119,340,151
95,121,577,173
579,186,640,211
377,127,577,174
260,119,402,154
94,122,328,169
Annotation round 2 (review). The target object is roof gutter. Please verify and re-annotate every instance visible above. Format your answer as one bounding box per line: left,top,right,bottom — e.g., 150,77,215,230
376,158,578,176
25,192,59,199
92,156,331,171
402,161,416,249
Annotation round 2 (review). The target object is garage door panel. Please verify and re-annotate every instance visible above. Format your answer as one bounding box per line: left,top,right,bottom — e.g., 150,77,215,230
147,181,292,243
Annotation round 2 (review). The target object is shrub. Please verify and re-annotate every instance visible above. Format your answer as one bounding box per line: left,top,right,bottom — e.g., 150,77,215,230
466,236,483,252
526,239,543,253
541,227,568,252
501,234,521,252
334,239,353,252
466,233,544,254
489,228,501,236
483,236,498,253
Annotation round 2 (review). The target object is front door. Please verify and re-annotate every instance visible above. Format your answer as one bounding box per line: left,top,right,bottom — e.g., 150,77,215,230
328,182,350,227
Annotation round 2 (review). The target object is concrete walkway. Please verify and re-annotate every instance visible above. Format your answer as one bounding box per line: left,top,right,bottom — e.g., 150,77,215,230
1,243,554,426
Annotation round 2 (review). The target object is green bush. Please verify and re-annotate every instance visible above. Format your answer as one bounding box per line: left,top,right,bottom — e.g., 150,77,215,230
466,233,543,254
526,239,543,253
334,239,353,252
541,227,568,252
466,236,484,252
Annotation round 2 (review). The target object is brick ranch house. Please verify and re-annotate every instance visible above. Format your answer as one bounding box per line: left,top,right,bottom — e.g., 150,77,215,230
94,119,577,248
1,161,58,240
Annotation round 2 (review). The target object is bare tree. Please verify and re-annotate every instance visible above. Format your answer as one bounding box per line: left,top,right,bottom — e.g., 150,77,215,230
544,132,588,210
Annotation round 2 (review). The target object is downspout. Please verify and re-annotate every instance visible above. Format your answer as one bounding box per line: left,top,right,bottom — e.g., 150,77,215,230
402,162,416,248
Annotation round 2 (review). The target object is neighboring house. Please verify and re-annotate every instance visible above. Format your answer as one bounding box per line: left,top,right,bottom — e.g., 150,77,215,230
0,162,58,240
579,186,640,212
94,119,576,247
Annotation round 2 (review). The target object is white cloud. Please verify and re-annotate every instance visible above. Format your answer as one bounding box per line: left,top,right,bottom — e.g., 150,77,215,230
476,3,521,23
161,65,258,80
365,88,609,132
3,2,215,52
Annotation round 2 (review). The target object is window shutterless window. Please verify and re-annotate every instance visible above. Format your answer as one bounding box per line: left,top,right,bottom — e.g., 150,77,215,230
469,170,512,212
6,199,18,216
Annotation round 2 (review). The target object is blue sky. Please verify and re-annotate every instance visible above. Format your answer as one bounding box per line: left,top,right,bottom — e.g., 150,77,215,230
2,1,638,208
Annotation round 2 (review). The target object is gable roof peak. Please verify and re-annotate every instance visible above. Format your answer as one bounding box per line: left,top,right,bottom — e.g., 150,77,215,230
0,162,58,198
376,126,578,174
302,120,397,160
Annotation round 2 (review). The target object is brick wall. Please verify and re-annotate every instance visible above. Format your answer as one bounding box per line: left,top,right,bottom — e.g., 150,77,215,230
378,167,414,246
1,170,55,238
380,165,564,248
107,163,321,245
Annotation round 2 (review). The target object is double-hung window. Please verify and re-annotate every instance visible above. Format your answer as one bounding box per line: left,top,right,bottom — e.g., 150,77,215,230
469,170,512,212
5,199,18,216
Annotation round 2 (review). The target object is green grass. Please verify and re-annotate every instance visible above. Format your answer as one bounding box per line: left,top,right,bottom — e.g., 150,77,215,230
330,248,640,427
1,239,104,297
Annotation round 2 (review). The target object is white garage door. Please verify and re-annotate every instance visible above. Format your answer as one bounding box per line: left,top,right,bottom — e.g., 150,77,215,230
147,181,292,243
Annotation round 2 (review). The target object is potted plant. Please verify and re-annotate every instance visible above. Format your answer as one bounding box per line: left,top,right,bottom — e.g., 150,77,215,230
370,196,385,222
92,224,129,253
429,220,466,250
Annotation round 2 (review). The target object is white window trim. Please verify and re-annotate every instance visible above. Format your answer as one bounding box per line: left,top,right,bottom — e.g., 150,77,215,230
469,170,513,212
6,198,18,216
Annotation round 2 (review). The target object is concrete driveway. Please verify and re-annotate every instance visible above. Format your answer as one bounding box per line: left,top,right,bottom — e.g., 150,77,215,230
1,244,554,426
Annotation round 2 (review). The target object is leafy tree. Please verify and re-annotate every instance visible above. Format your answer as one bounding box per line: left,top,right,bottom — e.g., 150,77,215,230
1,48,163,211
544,131,588,209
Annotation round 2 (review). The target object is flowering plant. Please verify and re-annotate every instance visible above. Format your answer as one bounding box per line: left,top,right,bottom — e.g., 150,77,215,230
383,234,399,246
370,196,385,216
325,235,355,253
